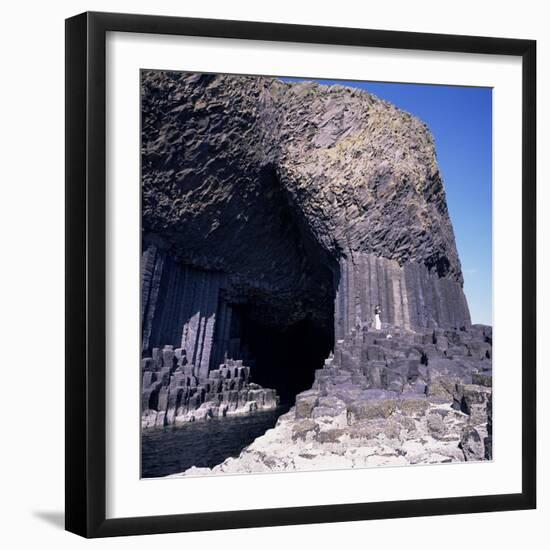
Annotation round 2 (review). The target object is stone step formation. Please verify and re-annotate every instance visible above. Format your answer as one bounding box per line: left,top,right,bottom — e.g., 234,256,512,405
174,324,493,476
295,323,493,462
142,346,279,429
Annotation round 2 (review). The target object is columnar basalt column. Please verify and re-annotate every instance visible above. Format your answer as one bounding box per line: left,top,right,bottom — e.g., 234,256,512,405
141,241,229,371
334,253,471,337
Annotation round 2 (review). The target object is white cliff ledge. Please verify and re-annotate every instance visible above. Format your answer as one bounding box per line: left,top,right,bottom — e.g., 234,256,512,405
168,400,484,477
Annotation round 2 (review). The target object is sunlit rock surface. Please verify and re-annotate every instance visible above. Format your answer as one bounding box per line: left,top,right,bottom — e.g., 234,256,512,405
171,325,492,476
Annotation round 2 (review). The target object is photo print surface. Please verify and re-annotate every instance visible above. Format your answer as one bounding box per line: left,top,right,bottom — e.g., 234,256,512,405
140,71,493,479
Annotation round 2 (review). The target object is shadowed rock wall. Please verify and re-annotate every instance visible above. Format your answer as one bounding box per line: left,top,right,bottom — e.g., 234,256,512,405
142,239,227,378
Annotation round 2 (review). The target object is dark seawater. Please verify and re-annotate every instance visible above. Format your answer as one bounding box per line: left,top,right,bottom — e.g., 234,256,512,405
141,405,290,478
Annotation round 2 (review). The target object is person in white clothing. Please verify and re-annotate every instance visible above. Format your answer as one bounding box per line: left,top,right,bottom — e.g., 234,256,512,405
374,304,382,330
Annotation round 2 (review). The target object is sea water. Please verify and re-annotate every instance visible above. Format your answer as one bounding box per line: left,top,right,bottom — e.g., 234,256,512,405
141,406,289,478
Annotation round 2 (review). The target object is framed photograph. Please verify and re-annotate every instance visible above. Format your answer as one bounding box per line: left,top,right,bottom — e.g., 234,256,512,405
65,11,536,538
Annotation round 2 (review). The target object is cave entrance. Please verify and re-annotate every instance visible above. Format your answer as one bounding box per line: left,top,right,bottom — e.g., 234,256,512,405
235,306,334,405
203,165,339,407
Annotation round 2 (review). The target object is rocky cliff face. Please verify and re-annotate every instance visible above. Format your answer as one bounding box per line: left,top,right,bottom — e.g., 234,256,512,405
142,72,469,337
141,71,473,429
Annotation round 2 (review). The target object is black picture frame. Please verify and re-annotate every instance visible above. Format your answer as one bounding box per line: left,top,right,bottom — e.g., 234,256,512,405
65,11,536,538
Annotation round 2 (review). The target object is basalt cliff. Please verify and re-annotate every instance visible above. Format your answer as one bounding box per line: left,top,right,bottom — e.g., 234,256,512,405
141,72,491,468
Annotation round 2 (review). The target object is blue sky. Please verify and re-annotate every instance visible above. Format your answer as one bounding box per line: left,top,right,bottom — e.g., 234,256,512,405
282,77,493,326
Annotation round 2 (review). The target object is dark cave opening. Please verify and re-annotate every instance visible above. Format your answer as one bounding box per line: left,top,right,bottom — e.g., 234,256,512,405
140,164,342,475
235,306,334,405
141,160,341,437
206,165,339,407
220,166,338,406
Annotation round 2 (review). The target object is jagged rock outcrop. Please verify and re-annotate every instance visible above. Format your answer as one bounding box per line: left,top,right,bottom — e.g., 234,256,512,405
142,349,278,429
141,71,476,431
172,325,492,476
